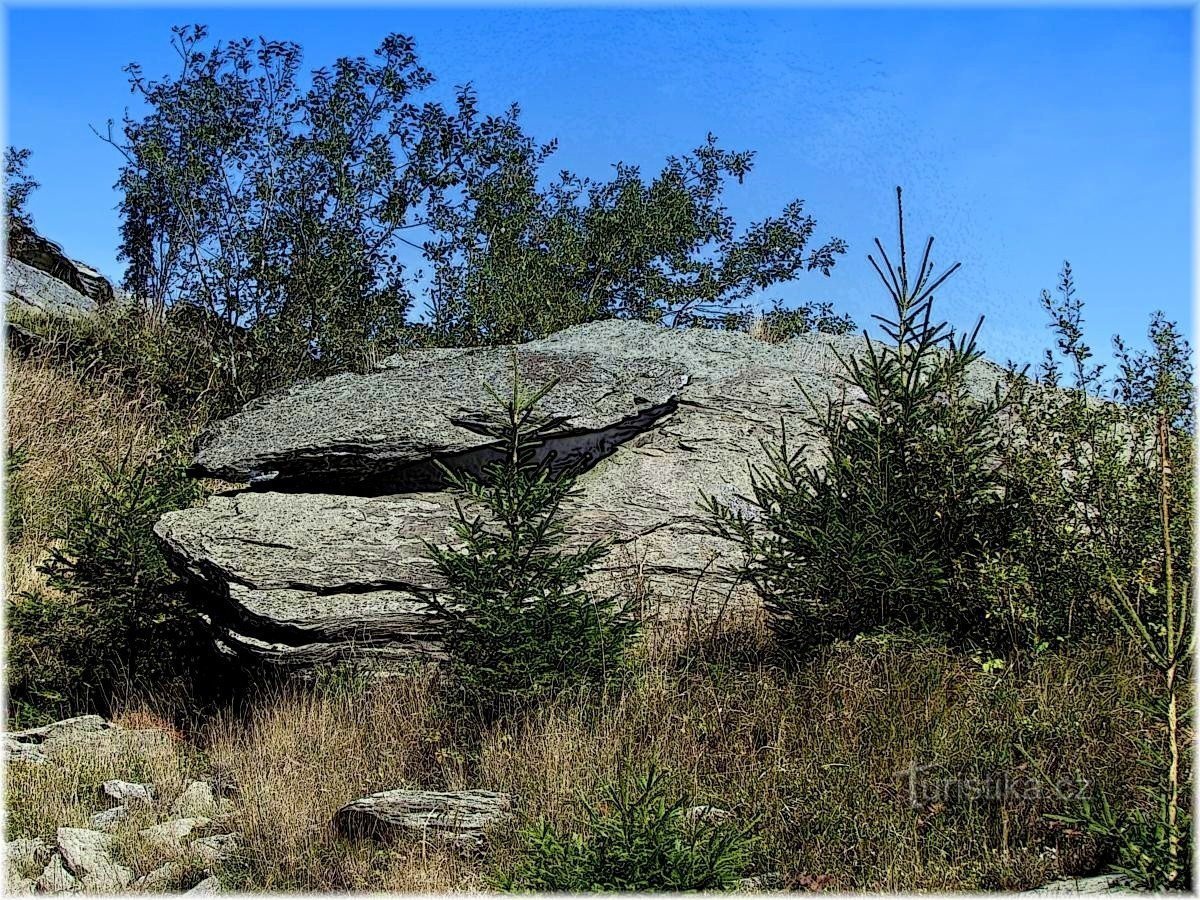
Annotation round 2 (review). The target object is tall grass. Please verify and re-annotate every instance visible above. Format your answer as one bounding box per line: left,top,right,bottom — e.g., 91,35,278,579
9,612,1141,892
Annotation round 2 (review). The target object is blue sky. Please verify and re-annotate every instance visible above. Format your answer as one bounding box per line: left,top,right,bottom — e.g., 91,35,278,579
4,6,1191,369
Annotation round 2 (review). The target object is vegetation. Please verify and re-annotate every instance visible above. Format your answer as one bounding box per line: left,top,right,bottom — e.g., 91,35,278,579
3,22,1192,893
706,189,1017,652
5,616,1157,891
998,270,1193,648
495,766,753,891
422,362,639,715
4,145,38,233
94,25,843,406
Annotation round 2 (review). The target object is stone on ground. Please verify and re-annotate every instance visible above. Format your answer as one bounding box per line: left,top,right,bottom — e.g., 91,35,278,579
101,779,155,806
139,818,212,850
333,789,514,847
172,781,217,818
34,854,77,893
55,827,133,891
189,834,239,866
186,875,221,894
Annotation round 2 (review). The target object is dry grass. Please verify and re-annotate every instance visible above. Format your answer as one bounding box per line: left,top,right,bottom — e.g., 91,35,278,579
16,612,1134,893
476,625,1152,891
201,666,481,892
5,349,173,597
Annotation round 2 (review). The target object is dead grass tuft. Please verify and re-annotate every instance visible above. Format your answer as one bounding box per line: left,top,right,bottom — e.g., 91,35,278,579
5,350,173,598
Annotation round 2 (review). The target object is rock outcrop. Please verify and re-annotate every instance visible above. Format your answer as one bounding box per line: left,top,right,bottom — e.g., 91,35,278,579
5,221,115,318
157,319,1006,671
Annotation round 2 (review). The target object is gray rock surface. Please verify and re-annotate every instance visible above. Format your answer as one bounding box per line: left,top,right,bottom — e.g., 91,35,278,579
190,342,684,487
101,779,155,806
135,862,184,890
4,257,98,320
189,834,238,866
88,806,127,832
158,319,1008,670
1024,874,1133,894
4,716,172,765
171,781,217,819
33,854,77,893
5,837,51,892
7,221,114,309
186,875,221,894
139,817,212,850
55,828,133,892
333,789,514,847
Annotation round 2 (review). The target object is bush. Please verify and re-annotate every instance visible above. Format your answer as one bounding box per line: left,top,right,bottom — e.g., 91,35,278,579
495,766,753,892
12,451,216,717
706,189,1016,653
422,361,639,715
996,267,1193,648
716,299,857,343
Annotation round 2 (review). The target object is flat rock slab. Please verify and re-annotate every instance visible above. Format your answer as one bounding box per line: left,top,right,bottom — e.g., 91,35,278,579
4,716,174,765
101,779,155,805
1024,875,1134,894
333,789,514,847
190,345,685,488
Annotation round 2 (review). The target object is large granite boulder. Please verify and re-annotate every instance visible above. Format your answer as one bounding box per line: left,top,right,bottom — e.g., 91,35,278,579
157,319,1005,671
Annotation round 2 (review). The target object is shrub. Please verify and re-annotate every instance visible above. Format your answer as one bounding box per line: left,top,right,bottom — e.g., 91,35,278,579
717,299,857,343
1045,415,1192,890
996,268,1193,647
4,145,38,236
422,361,639,715
24,451,214,712
495,766,753,892
706,189,1016,653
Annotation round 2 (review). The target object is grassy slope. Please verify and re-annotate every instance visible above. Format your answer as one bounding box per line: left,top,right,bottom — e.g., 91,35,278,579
3,338,1160,892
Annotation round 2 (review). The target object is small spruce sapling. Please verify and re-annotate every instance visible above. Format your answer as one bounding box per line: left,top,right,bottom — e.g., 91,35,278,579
422,356,639,713
705,188,1013,653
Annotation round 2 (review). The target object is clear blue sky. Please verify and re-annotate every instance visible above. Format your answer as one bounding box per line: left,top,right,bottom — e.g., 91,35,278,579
4,6,1192,369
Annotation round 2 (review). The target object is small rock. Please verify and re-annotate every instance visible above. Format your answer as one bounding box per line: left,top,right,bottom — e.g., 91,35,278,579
5,837,51,872
172,781,217,818
101,779,154,806
88,806,127,832
34,854,77,893
683,804,732,825
55,828,132,892
139,818,212,850
333,789,514,848
189,833,239,866
186,875,221,894
135,862,183,890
